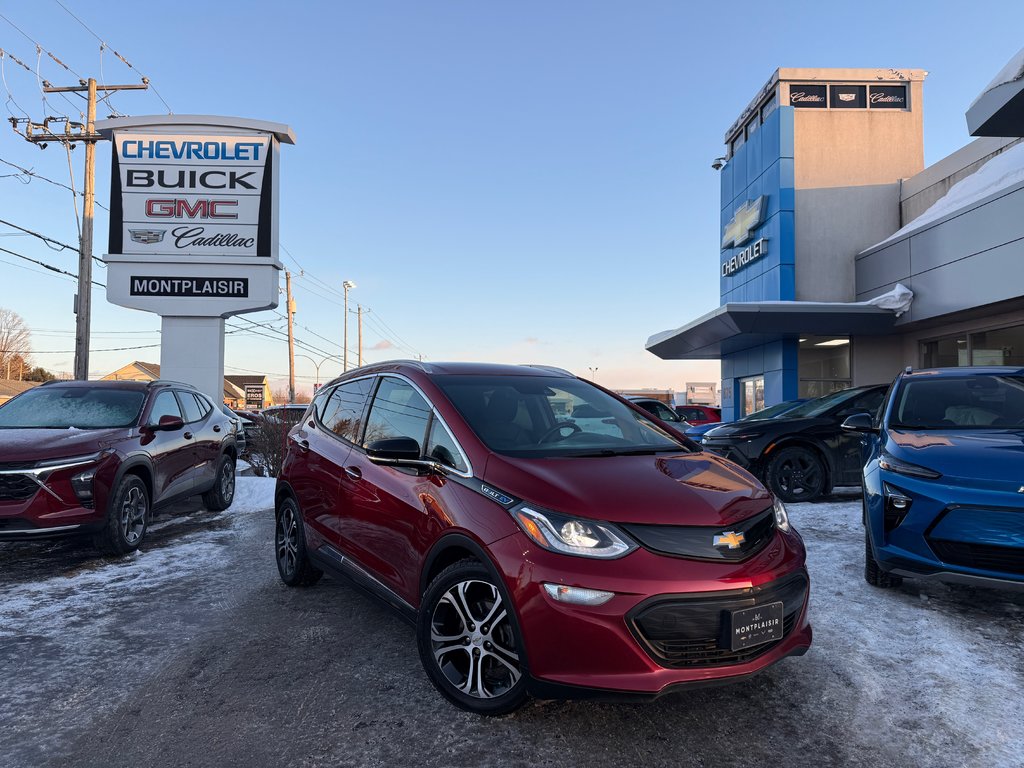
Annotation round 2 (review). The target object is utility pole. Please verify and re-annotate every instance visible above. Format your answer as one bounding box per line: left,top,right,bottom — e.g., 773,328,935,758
342,280,355,372
13,77,148,380
357,305,363,368
286,271,296,402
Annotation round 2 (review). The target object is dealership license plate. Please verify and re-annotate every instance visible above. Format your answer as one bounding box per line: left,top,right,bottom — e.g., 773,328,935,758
730,601,784,652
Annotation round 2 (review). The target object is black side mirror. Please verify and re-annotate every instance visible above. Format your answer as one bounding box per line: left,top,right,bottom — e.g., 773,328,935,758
153,414,185,431
366,437,422,461
840,412,876,433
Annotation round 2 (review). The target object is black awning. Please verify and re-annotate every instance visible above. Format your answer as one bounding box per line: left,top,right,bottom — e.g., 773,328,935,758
646,302,899,360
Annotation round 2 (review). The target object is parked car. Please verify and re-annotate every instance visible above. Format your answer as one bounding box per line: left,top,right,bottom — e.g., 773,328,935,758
220,404,248,454
843,367,1024,590
275,361,811,714
260,404,310,427
0,379,238,554
687,399,808,439
626,396,688,426
702,385,888,503
230,408,261,443
674,404,721,426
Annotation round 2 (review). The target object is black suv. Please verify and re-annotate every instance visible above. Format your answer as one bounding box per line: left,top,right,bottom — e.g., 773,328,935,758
0,379,239,554
701,385,888,502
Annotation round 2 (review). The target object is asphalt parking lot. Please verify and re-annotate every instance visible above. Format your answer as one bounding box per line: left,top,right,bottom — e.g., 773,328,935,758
2,478,1022,768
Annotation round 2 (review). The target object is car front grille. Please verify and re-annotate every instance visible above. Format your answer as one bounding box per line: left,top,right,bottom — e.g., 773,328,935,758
0,473,39,501
622,507,776,562
928,539,1024,576
628,572,808,669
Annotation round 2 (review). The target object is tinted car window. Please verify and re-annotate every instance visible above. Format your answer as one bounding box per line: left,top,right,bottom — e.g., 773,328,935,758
892,375,1024,428
193,393,213,418
436,375,687,458
178,391,205,423
0,386,146,429
426,418,468,473
850,388,886,418
320,378,373,443
784,387,866,419
150,391,182,423
649,402,678,422
363,377,431,448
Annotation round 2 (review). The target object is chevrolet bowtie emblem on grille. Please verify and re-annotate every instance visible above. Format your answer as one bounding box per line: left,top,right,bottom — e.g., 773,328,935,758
129,229,166,244
1018,486,1024,493
721,196,766,249
713,531,746,550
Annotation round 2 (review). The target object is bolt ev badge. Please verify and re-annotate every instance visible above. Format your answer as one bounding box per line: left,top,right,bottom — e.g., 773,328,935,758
721,196,766,249
129,229,166,244
714,531,746,550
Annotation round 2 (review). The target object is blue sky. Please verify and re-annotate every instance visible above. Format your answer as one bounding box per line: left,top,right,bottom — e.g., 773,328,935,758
2,1,1023,393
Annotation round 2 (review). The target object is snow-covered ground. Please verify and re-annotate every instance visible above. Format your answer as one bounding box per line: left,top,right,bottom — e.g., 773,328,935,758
1,479,1022,767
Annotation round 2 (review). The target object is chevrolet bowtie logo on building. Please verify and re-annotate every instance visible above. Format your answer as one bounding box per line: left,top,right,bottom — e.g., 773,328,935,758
721,196,766,249
129,229,166,245
713,531,746,550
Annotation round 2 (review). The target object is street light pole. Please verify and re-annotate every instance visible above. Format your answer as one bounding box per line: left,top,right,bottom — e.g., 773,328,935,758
588,367,599,382
294,353,332,389
342,280,356,372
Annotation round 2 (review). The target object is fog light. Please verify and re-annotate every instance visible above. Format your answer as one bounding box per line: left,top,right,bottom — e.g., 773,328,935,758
542,583,614,606
883,483,913,531
71,467,97,503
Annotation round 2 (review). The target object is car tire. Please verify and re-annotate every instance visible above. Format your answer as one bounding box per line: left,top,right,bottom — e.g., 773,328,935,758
202,454,236,511
94,474,149,556
417,558,528,716
766,446,826,503
275,496,323,587
864,527,903,588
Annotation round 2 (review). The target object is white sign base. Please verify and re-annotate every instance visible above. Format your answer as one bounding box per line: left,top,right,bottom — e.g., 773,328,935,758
160,316,226,404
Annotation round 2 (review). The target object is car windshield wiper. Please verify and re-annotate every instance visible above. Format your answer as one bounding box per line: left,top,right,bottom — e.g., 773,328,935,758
564,447,683,458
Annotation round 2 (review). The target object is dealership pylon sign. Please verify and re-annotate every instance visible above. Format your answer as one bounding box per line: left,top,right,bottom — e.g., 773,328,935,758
96,116,295,402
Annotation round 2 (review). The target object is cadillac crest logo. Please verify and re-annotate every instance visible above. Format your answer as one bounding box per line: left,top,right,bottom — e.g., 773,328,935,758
129,229,166,245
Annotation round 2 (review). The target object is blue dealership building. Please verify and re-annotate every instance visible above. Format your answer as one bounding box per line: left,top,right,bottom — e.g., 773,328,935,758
649,61,1024,422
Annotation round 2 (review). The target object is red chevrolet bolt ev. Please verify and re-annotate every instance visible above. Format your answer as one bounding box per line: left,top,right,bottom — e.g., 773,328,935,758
275,362,811,714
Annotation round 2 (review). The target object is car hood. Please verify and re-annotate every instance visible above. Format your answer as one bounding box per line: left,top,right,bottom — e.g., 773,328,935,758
886,428,1024,483
483,451,771,526
0,427,131,462
707,417,827,438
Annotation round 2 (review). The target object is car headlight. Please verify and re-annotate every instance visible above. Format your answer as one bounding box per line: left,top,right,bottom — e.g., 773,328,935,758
772,496,791,532
878,453,941,479
512,505,637,559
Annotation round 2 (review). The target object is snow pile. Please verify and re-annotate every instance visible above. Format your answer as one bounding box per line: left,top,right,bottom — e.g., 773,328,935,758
872,140,1024,248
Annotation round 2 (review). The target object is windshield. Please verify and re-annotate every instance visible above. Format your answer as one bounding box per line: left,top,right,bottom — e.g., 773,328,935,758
435,375,690,458
781,388,867,419
740,400,803,422
0,386,145,429
891,375,1024,429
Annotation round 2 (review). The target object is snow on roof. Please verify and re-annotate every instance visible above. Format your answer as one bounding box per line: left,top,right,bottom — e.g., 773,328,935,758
969,47,1024,111
868,140,1024,250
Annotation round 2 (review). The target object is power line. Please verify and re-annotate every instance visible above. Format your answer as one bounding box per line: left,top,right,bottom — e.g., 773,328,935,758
1,342,158,354
0,217,77,252
51,0,173,113
0,244,104,286
0,156,109,210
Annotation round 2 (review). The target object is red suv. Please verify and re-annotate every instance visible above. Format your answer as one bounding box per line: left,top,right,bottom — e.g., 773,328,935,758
275,362,811,714
0,379,238,554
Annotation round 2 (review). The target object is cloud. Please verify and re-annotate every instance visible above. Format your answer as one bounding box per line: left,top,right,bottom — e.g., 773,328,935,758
524,337,540,345
370,339,394,350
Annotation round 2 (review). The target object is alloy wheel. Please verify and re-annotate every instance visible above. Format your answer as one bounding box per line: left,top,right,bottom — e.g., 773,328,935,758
220,461,235,502
120,486,147,545
277,506,299,578
430,579,522,699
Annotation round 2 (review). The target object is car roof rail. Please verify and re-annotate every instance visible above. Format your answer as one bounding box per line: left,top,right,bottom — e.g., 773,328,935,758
39,378,65,386
147,379,197,389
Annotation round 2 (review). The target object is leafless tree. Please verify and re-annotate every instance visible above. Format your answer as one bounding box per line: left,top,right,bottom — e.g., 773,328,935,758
0,308,31,380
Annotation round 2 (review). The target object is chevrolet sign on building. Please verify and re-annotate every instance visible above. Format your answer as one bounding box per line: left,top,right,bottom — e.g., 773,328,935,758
720,196,768,277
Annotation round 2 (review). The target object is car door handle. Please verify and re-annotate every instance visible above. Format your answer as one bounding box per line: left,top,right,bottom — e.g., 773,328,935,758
213,425,221,433
292,437,310,452
344,466,362,480
183,431,193,440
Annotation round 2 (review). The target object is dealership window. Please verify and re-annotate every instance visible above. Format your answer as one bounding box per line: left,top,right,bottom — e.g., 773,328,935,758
798,336,851,399
745,115,759,139
731,131,745,155
761,91,778,122
740,376,765,417
922,324,1024,367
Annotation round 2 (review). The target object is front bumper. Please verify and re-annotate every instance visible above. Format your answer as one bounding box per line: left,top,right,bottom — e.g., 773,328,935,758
487,528,812,696
0,460,114,541
868,467,1024,586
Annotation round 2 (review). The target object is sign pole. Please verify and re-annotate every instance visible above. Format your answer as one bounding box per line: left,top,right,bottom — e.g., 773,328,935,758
286,270,296,402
